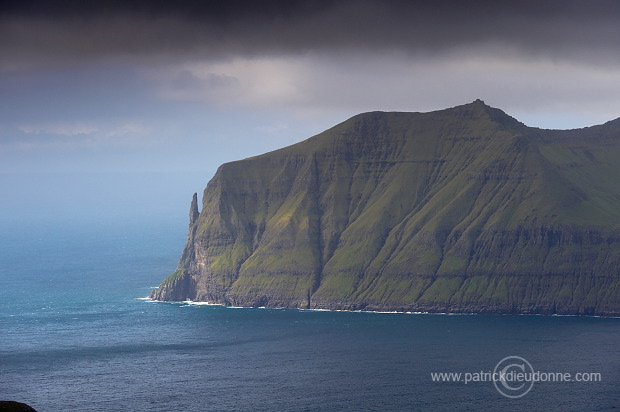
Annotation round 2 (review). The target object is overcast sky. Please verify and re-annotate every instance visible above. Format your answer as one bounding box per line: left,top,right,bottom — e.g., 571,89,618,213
2,0,620,221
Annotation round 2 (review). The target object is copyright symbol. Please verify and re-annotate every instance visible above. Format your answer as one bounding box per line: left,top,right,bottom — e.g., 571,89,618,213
493,356,535,399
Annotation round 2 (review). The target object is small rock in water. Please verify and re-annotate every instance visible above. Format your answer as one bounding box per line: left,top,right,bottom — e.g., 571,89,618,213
0,401,38,412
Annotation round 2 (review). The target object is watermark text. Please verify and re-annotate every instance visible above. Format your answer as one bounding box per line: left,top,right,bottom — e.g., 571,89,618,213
430,356,602,398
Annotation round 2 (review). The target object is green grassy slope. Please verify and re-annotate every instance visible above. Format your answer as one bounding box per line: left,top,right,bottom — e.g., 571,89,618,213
151,100,620,315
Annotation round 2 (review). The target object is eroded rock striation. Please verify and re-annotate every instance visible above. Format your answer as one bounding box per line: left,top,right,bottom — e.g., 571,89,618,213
151,100,620,315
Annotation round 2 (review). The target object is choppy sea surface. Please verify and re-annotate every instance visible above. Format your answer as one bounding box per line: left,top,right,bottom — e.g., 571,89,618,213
1,216,619,411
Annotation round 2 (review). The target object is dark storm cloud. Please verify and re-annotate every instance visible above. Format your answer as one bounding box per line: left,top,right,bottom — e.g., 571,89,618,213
2,0,620,70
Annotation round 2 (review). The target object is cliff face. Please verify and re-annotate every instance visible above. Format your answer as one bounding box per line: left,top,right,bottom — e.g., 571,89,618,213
151,100,620,315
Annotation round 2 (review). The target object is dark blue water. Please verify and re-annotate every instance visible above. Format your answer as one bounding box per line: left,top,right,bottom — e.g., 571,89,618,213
1,217,619,411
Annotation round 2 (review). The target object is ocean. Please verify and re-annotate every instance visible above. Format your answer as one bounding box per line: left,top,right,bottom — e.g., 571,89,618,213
1,215,618,411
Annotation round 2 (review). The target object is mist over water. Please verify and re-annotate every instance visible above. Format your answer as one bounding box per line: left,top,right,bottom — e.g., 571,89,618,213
0,170,209,224
1,199,619,411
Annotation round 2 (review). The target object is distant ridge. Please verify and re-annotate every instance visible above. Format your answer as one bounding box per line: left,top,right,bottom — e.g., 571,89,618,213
151,101,620,316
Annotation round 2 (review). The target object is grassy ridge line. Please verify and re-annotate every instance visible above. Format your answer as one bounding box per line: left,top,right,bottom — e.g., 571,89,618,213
151,101,620,315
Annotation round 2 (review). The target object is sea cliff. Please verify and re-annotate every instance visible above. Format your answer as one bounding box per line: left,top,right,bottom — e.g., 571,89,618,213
151,100,620,315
